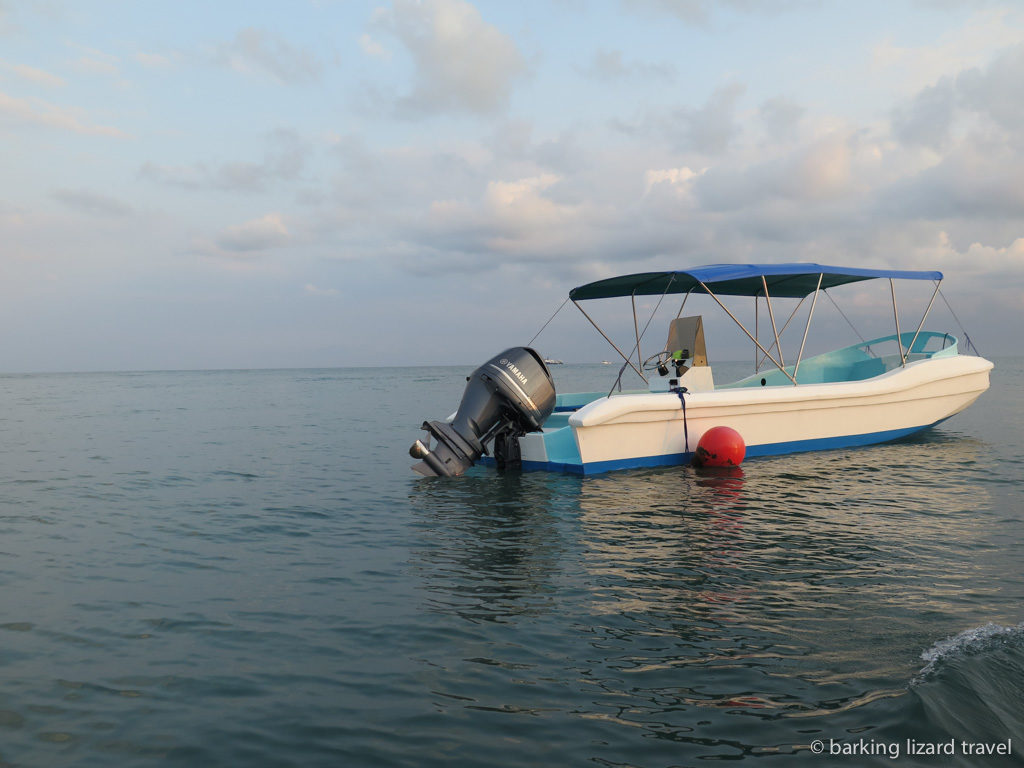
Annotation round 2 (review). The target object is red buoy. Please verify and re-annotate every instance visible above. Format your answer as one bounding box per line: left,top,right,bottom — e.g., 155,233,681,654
693,426,745,467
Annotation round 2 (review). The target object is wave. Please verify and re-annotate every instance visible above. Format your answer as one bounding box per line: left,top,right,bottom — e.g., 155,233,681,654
916,621,1024,681
904,622,1024,759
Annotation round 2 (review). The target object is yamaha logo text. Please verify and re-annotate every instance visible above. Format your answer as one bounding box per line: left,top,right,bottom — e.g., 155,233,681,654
503,361,528,386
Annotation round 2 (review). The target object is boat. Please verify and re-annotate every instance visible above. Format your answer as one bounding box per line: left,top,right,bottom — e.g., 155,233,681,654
409,263,993,476
543,358,564,365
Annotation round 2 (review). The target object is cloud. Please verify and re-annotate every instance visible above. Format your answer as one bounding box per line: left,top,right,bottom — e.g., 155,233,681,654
580,49,674,81
51,188,134,217
871,9,1024,96
892,44,1024,150
140,129,309,192
892,77,957,150
304,283,340,296
955,43,1024,135
877,142,1024,221
427,174,588,253
71,47,120,77
136,52,174,69
644,166,700,192
622,0,807,25
611,84,748,154
323,36,1021,283
670,83,746,154
0,90,127,137
282,18,1024,349
758,97,804,143
216,27,321,84
0,59,65,87
214,213,289,254
654,131,852,214
884,43,1024,223
375,0,526,115
358,33,390,61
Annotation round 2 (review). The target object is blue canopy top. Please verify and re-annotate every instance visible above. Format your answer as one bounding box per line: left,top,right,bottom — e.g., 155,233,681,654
569,262,943,300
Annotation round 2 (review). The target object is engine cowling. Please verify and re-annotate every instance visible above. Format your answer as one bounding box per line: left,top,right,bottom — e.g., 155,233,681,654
409,347,556,477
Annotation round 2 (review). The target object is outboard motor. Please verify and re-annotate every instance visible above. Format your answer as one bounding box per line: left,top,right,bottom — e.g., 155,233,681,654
409,347,556,477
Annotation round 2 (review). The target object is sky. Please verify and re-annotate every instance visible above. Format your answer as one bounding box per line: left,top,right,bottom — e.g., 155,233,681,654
1,0,1022,372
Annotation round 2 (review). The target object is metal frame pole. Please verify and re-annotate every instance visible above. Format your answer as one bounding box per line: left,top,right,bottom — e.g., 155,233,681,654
906,280,942,360
754,294,759,372
698,280,796,384
631,292,642,371
758,295,807,370
794,273,823,381
890,279,905,366
762,276,785,368
674,288,693,319
572,300,648,382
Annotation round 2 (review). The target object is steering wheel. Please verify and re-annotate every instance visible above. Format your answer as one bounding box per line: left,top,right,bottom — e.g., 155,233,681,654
642,350,673,373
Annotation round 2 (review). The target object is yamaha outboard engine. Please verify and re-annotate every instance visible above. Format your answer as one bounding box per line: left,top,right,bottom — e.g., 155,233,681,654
409,347,556,477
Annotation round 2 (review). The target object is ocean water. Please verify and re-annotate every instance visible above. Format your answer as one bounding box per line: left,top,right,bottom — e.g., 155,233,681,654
0,359,1022,767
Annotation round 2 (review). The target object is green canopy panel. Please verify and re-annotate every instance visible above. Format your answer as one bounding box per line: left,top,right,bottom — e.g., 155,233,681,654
569,263,943,301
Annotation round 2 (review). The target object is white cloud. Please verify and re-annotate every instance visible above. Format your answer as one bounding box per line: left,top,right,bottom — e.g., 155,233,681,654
871,8,1024,95
215,213,289,253
758,97,804,143
136,52,174,69
622,0,809,25
424,172,607,260
376,0,526,115
140,129,309,192
892,77,957,150
0,59,65,87
644,166,700,193
956,43,1024,135
304,283,340,296
68,44,120,77
0,90,127,137
694,131,854,212
580,49,674,81
671,83,746,154
358,33,390,61
52,188,134,217
216,27,321,84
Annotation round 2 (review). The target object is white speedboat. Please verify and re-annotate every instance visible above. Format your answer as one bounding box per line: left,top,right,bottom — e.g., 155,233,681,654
410,263,992,476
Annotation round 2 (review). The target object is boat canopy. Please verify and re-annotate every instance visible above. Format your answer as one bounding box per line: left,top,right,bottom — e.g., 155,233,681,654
569,263,943,301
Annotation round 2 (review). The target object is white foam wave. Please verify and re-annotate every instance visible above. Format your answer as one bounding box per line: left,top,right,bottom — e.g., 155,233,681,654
916,621,1024,681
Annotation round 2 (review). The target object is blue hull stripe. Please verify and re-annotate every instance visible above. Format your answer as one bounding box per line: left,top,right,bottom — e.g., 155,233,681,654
518,419,947,475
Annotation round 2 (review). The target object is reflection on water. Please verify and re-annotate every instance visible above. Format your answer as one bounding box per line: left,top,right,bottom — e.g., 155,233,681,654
409,471,575,624
408,431,999,763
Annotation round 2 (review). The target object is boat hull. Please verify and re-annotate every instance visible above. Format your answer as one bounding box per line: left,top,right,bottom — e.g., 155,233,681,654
516,355,993,474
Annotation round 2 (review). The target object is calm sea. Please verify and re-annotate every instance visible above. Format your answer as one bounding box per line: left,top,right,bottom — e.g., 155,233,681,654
0,359,1021,767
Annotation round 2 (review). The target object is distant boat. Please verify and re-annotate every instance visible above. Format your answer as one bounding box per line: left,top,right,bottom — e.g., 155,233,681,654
543,358,563,365
600,360,612,364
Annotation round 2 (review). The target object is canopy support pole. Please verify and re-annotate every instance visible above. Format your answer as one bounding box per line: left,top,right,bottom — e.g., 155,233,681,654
890,279,905,366
762,276,785,369
572,300,647,383
754,295,759,372
794,273,823,382
698,281,797,384
631,292,642,371
674,288,693,319
758,294,807,371
906,280,942,360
